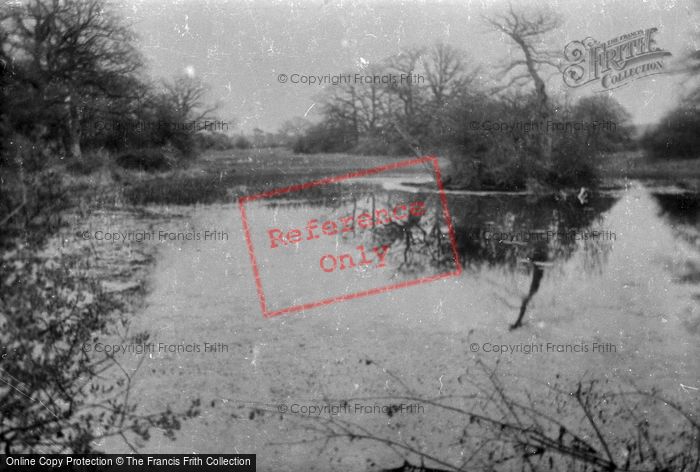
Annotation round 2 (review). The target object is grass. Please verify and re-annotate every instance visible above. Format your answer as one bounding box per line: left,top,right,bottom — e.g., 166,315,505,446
60,146,700,209
600,150,700,188
119,147,422,206
123,174,231,205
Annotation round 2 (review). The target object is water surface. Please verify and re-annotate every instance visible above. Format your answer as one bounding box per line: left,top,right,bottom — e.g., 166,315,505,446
117,179,700,470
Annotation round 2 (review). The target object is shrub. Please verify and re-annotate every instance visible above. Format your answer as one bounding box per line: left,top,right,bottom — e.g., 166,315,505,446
442,92,628,190
570,95,633,152
642,107,700,159
351,135,410,156
65,149,111,176
547,135,599,188
0,168,70,248
194,132,233,151
291,363,700,471
0,249,199,452
233,135,251,149
115,149,172,172
1,134,54,172
293,124,356,154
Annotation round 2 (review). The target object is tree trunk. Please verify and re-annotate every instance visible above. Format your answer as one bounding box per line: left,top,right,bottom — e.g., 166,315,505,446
518,38,552,167
536,82,552,166
63,102,82,160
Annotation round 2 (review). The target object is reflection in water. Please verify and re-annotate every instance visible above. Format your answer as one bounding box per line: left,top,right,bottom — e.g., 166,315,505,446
371,197,458,274
654,193,700,225
261,184,700,329
653,192,700,285
450,193,616,270
366,191,618,328
265,186,461,275
512,247,545,330
450,193,617,328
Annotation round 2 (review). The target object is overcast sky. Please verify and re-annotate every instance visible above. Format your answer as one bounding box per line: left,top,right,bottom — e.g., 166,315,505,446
118,0,698,133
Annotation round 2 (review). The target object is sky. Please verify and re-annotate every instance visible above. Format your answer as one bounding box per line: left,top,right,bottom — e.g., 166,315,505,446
117,0,699,133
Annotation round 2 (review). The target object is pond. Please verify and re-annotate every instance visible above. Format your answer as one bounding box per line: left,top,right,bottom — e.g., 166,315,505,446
250,177,700,330
118,176,700,470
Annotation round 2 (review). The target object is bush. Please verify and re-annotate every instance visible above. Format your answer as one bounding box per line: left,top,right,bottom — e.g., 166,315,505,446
115,148,173,172
301,368,700,471
0,249,198,452
351,135,411,156
570,95,633,152
442,92,629,191
0,168,70,247
547,133,599,188
65,149,111,175
194,132,233,151
642,107,700,159
1,134,54,172
293,124,356,154
233,135,251,149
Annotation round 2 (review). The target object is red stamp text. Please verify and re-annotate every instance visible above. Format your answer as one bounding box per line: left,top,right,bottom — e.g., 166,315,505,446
238,156,461,317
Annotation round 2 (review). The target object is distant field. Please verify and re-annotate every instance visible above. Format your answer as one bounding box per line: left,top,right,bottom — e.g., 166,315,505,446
202,147,700,187
122,148,432,206
198,148,425,175
116,147,700,206
600,151,700,189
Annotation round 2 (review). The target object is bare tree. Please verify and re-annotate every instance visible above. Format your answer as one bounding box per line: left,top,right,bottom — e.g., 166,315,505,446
323,81,361,145
421,43,481,147
386,48,426,135
3,0,143,160
423,43,477,107
278,117,312,146
485,5,562,164
356,64,394,136
161,74,219,123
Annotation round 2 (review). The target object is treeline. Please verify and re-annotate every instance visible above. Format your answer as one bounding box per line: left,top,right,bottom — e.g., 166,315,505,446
641,107,700,159
0,0,242,244
641,43,700,160
293,42,633,190
0,1,203,454
0,0,229,174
